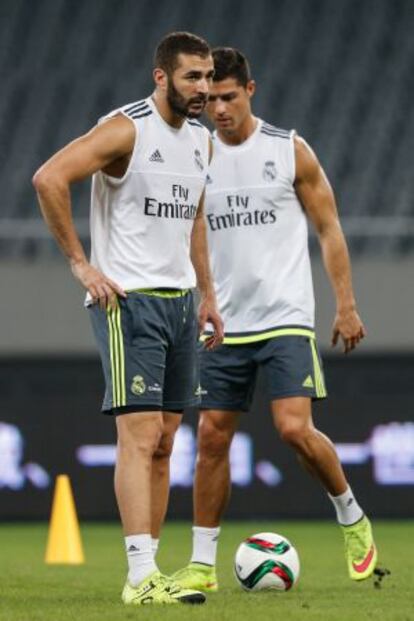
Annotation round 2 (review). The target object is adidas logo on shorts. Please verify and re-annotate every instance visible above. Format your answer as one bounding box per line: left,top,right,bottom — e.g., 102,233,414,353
302,375,314,388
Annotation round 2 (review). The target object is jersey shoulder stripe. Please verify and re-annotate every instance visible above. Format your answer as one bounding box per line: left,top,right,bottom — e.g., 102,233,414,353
187,119,204,128
124,100,148,114
261,122,290,139
130,109,153,120
261,126,290,135
261,128,290,140
262,121,290,134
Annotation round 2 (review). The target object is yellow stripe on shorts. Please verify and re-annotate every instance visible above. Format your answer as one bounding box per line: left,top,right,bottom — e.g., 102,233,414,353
128,288,189,298
200,327,316,345
107,303,126,407
310,338,327,398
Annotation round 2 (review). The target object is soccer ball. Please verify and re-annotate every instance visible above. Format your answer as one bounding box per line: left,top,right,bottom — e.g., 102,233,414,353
234,532,300,592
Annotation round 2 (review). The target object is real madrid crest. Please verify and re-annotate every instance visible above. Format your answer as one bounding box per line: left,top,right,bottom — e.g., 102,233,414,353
131,375,146,396
194,149,204,172
263,160,277,182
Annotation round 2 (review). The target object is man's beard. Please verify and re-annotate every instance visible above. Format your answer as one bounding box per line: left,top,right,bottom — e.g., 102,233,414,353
167,80,207,119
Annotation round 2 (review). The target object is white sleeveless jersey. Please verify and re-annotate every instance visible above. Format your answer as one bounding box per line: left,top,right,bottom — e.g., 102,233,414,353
205,119,315,340
89,97,210,294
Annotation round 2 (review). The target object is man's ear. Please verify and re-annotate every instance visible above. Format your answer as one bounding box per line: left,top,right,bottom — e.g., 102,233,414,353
246,80,256,99
153,67,168,91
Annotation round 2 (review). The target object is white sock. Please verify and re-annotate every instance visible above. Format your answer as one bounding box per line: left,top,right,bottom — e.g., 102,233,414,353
328,486,364,526
151,538,159,557
191,526,220,566
125,534,157,586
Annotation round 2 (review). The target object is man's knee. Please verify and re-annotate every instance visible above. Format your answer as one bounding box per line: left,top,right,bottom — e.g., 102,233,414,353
154,413,182,460
117,414,164,457
198,415,234,460
154,433,175,460
275,403,313,448
278,421,310,448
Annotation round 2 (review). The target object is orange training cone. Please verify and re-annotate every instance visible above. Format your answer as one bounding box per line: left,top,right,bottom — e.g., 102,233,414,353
45,474,85,564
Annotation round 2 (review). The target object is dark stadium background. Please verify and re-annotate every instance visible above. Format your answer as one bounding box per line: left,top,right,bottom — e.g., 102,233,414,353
1,0,413,521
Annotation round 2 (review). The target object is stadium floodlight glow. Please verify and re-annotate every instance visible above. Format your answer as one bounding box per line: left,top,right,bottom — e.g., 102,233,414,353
169,424,196,486
0,423,50,490
76,424,255,487
255,461,283,486
76,444,116,466
370,422,414,485
335,443,371,464
230,432,254,486
75,421,414,488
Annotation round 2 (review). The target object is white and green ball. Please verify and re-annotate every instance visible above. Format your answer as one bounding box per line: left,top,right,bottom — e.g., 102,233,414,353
234,532,300,592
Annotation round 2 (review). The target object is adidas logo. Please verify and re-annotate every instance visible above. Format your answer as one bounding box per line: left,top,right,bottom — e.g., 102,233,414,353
302,375,314,388
149,149,164,163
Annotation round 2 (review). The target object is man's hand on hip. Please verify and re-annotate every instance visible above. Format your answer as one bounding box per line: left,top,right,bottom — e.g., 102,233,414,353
71,260,126,310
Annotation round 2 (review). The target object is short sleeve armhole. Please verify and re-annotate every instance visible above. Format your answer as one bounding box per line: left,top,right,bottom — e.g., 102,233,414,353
98,112,138,186
288,129,297,184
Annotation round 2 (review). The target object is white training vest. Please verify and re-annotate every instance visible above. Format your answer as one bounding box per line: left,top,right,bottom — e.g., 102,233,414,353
205,119,315,338
89,97,210,294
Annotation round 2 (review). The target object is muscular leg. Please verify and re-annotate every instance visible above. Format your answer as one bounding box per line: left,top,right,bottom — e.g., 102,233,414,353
151,412,182,539
194,409,241,526
115,412,163,535
271,397,347,495
172,410,240,578
272,396,376,580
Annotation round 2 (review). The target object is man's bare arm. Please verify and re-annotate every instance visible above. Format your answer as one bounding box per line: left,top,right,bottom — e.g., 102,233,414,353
33,115,135,307
191,189,224,349
294,135,366,353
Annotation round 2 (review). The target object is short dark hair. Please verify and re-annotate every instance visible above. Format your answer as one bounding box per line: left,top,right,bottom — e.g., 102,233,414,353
154,32,211,75
212,47,251,87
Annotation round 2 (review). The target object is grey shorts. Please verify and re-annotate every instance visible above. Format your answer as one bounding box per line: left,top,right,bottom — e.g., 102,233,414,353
89,289,200,414
199,331,327,412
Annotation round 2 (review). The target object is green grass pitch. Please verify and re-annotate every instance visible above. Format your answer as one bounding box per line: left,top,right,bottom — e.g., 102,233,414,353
1,521,413,620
